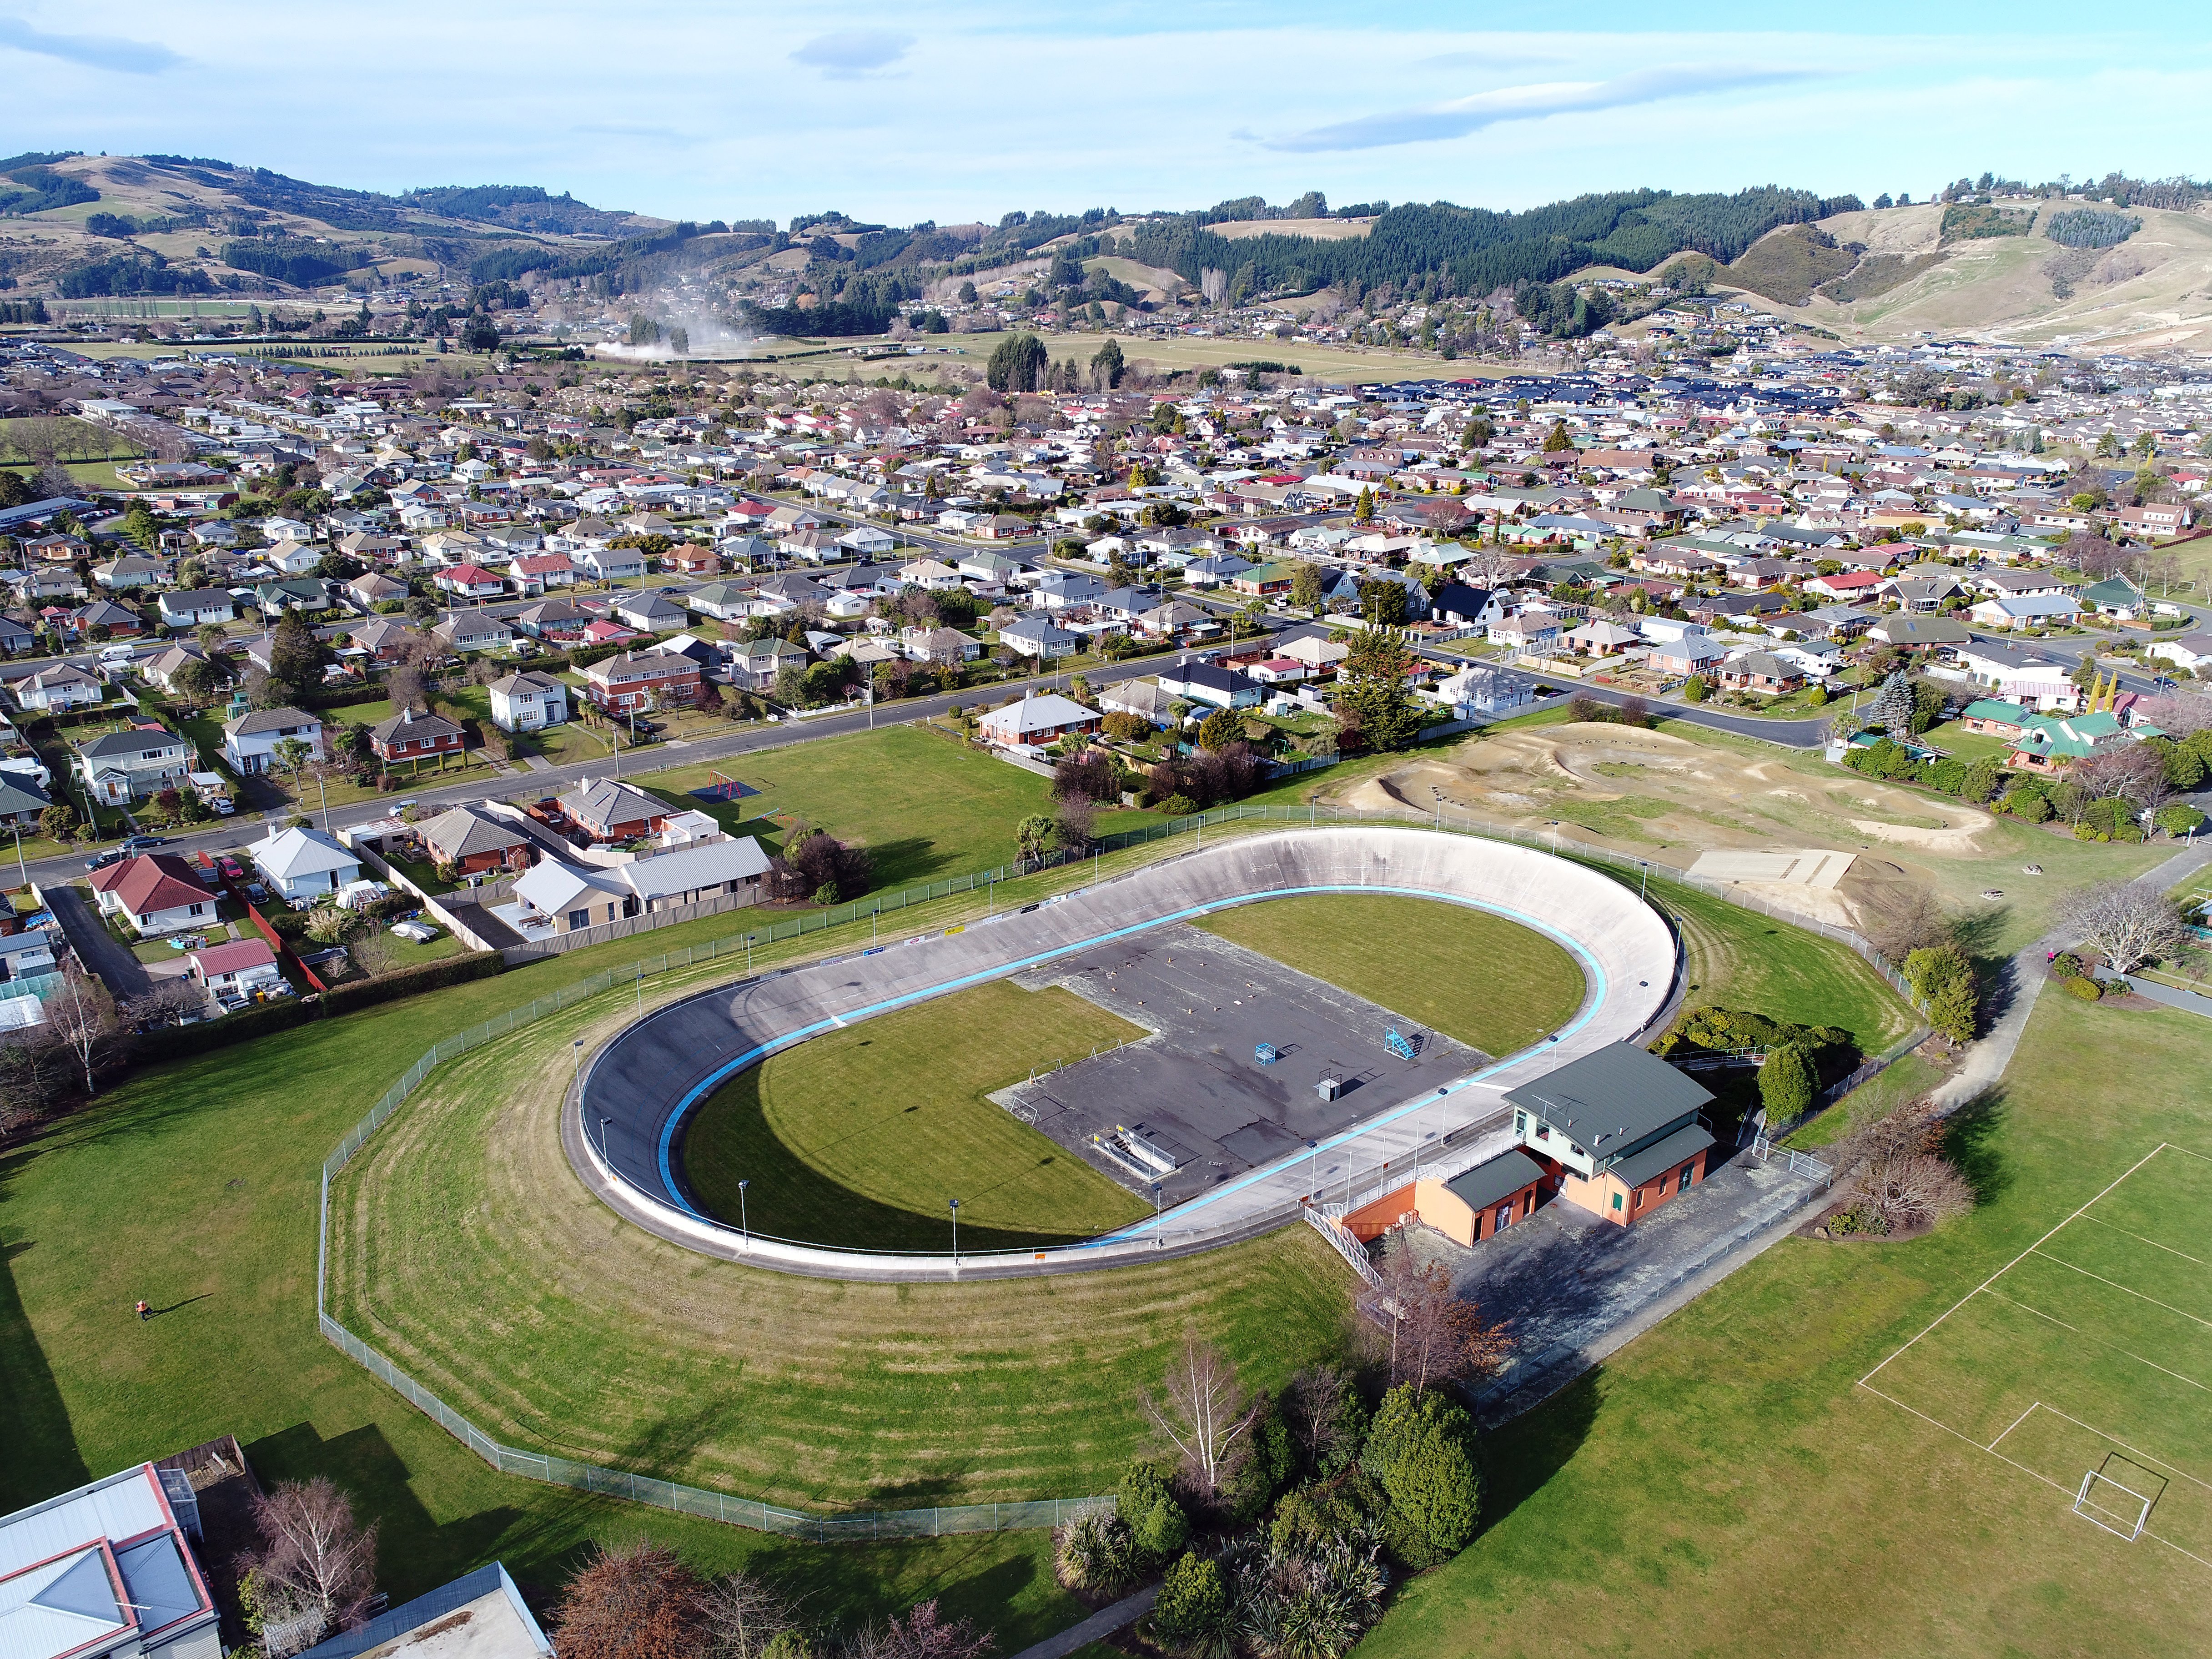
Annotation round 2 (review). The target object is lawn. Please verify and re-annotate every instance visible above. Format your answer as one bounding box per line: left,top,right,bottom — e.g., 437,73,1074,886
1783,1050,1948,1149
1359,991,2212,1658
635,724,1145,890
1650,877,1917,1053
682,980,1150,1250
1194,893,1587,1057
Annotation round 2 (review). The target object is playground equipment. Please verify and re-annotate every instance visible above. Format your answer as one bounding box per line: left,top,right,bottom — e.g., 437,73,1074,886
689,770,760,804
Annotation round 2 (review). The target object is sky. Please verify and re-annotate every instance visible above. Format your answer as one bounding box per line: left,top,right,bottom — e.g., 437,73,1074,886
6,2,2212,226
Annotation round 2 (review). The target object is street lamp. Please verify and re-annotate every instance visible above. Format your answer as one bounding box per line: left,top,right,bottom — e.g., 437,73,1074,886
571,1037,585,1089
948,1197,960,1263
738,1178,749,1243
598,1114,611,1164
1305,1137,1319,1202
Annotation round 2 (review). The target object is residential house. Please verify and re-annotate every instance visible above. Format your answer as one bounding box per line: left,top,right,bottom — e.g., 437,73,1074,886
349,617,424,663
2007,709,2138,771
1156,658,1263,710
1967,591,2083,629
2148,632,2212,674
292,1563,553,1659
433,610,512,654
1950,638,2086,711
221,708,325,777
0,771,50,827
507,553,577,595
513,835,771,931
15,663,104,711
92,553,166,591
346,570,410,611
684,581,755,623
1100,678,1175,725
581,647,705,712
999,614,1079,660
558,776,669,842
157,588,236,630
488,670,570,732
1866,615,1971,650
2081,576,2149,620
88,852,217,935
1644,632,1733,679
901,626,981,665
253,824,362,901
250,578,332,615
573,544,648,582
977,691,1103,748
1487,613,1562,657
73,599,145,639
417,804,535,875
370,705,468,767
1429,583,1504,628
613,592,689,633
669,543,721,577
1712,651,1806,697
1959,699,2037,739
728,637,809,690
75,726,192,805
0,1459,223,1659
189,936,282,995
434,563,507,601
139,643,224,697
513,599,591,641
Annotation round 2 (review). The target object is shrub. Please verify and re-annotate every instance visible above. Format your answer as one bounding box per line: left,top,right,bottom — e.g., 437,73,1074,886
1117,1462,1189,1564
2049,952,2083,979
1053,1502,1141,1596
1365,1383,1481,1566
2065,974,2104,1001
1150,1552,1228,1649
2156,802,2207,837
1805,683,1828,707
1758,1044,1817,1121
1998,784,2052,822
1903,943,1979,1042
1682,674,1708,704
1157,794,1197,816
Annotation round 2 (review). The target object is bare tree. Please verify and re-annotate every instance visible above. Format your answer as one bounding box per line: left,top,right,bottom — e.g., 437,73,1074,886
1865,883,1955,965
49,957,112,1097
120,977,206,1031
242,1478,380,1656
2069,743,2169,810
844,1599,992,1659
1144,1333,1257,1496
1837,1099,1974,1233
2139,690,2212,737
1378,1243,1513,1395
2058,880,2189,976
699,1570,798,1659
553,1538,707,1659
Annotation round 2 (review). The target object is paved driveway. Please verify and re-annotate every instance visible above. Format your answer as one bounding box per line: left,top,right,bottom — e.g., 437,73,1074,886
45,884,151,1000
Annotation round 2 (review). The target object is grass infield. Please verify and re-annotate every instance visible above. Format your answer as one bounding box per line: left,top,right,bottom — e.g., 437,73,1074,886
1192,892,1587,1057
682,980,1151,1250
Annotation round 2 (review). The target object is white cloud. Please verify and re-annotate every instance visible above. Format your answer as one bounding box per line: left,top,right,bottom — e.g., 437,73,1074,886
0,14,179,72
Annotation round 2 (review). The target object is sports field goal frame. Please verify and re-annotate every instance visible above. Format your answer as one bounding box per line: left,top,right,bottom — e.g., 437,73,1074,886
2074,1468,2153,1542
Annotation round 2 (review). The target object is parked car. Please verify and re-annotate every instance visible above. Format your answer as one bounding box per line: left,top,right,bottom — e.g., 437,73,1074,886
121,834,170,852
217,856,244,880
85,848,125,872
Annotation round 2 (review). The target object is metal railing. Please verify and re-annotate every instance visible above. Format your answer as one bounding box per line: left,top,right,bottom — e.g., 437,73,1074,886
314,801,1922,1530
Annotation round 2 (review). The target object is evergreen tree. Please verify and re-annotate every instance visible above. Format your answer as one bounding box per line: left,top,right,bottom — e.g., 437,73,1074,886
1337,627,1420,752
985,332,1048,392
1872,668,1915,744
1759,1045,1816,1122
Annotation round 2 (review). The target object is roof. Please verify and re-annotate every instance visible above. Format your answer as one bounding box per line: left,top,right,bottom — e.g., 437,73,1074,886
1609,1121,1717,1188
75,728,187,759
558,776,664,831
372,707,464,743
489,671,565,697
1503,1042,1714,1165
978,693,1099,738
1443,1148,1547,1214
420,805,529,863
94,854,208,919
189,937,277,977
618,835,772,901
0,1463,212,1659
296,1563,551,1659
254,825,360,881
1962,699,2034,724
224,706,321,738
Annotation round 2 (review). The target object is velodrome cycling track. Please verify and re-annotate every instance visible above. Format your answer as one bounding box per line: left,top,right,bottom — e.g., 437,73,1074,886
564,826,1680,1280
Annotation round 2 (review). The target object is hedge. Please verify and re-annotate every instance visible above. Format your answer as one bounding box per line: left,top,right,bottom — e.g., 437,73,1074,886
128,950,504,1063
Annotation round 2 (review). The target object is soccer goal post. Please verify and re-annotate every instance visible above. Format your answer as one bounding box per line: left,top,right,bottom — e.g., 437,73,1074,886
2073,1470,2152,1542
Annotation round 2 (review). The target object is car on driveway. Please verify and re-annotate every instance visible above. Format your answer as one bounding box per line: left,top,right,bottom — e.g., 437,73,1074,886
217,856,244,881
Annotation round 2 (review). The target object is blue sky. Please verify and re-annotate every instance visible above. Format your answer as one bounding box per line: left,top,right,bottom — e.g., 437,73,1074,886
5,2,2212,224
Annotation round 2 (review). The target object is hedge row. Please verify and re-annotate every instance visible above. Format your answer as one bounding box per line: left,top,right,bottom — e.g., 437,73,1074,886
129,950,505,1063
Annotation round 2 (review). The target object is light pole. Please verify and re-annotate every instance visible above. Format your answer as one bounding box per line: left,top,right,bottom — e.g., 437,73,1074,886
1306,1137,1319,1203
598,1114,611,1164
738,1178,749,1243
948,1197,960,1264
1432,784,1443,828
10,820,21,889
571,1037,584,1089
745,932,755,974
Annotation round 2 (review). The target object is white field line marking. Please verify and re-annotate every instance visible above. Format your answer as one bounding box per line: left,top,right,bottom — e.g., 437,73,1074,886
2035,1403,2212,1498
2028,1251,2212,1331
1982,1289,2210,1396
1990,1401,2040,1451
2079,1213,2211,1269
1859,1142,2172,1389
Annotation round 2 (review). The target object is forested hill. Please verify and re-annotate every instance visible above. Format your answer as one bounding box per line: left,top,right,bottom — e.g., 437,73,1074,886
1125,187,1863,299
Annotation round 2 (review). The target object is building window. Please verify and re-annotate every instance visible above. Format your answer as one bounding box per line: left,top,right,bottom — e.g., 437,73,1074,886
1610,1191,1623,1212
1678,1163,1694,1193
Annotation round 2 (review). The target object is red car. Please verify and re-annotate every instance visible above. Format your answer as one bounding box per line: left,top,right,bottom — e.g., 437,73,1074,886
217,856,244,881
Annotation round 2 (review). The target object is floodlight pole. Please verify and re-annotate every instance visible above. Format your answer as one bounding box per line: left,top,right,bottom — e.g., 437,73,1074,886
598,1114,610,1164
1306,1137,1319,1202
571,1037,584,1089
738,1179,749,1244
949,1197,960,1264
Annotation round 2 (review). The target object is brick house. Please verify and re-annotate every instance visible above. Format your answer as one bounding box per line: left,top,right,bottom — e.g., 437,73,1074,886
581,648,704,713
370,705,467,766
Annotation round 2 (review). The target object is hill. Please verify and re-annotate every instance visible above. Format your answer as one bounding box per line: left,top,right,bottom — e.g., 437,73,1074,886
1694,201,2212,349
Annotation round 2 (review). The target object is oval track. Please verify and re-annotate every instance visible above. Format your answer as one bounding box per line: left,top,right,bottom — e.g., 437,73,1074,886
567,826,1678,1279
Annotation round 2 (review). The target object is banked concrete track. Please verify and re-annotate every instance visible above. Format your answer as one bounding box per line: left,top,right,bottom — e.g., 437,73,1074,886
565,826,1679,1279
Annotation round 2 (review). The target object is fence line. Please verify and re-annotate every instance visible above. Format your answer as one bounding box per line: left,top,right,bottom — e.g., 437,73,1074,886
316,801,1929,1532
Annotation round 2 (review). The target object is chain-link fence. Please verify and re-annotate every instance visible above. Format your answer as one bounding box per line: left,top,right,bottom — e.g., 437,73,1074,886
316,800,1929,1529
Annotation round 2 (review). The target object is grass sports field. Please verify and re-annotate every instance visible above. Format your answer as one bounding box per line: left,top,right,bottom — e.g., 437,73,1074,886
1360,990,2212,1655
642,726,1146,891
1193,893,1586,1056
682,980,1150,1249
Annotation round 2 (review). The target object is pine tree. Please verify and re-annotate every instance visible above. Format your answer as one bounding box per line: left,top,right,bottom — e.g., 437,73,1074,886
1872,669,1915,744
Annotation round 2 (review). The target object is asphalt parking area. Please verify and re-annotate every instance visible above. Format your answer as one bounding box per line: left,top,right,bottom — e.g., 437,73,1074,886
1001,924,1478,1206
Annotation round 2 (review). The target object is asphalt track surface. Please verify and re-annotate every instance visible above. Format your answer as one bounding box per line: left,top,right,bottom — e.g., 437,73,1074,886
566,824,1678,1279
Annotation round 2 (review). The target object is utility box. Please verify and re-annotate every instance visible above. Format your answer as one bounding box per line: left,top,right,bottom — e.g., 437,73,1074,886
1316,1077,1341,1102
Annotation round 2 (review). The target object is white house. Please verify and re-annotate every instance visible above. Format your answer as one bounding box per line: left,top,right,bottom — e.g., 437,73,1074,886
977,691,1102,748
14,663,104,711
75,727,193,805
488,669,570,732
221,707,326,776
189,936,283,994
87,853,217,935
252,824,362,903
573,544,647,582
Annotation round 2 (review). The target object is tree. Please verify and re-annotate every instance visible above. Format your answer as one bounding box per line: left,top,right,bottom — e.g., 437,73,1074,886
1055,792,1096,850
1196,706,1241,752
699,1570,798,1659
272,735,316,778
1542,419,1573,452
553,1538,707,1659
49,958,112,1099
171,656,222,703
241,1478,380,1657
1867,883,1953,965
2058,879,2189,976
1015,812,1058,868
1837,1098,1975,1235
1366,1382,1482,1564
1290,559,1325,613
1151,1552,1229,1648
1871,668,1915,744
844,1599,991,1659
1759,1045,1817,1122
269,608,322,696
38,802,76,843
1356,578,1408,628
985,332,1048,393
1903,943,1980,1042
1117,1460,1189,1563
1089,337,1125,389
1144,1333,1257,1497
1378,1243,1511,1395
1336,626,1420,753
1354,486,1375,524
